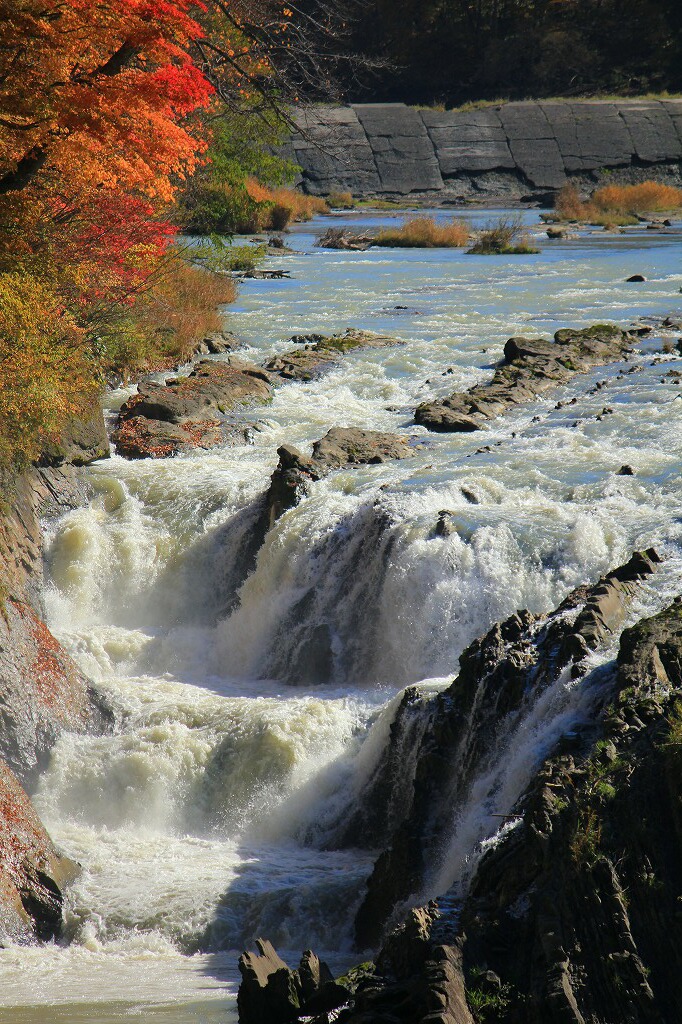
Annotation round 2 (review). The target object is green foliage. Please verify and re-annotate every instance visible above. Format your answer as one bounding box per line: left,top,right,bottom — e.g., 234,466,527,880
466,969,514,1022
193,237,268,273
178,107,299,235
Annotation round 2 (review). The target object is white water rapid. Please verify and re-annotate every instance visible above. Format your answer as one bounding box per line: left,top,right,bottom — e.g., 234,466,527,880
1,207,682,1022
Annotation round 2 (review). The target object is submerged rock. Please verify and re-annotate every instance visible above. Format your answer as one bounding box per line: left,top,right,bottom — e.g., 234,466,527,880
113,359,272,459
415,324,635,432
265,328,403,382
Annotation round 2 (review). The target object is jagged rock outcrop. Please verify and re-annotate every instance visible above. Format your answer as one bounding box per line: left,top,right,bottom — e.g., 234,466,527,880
448,596,682,1023
237,939,350,1023
112,358,272,458
264,329,403,382
291,100,682,200
263,427,417,528
415,325,635,432
352,549,661,950
324,548,682,1024
38,405,110,468
0,757,78,942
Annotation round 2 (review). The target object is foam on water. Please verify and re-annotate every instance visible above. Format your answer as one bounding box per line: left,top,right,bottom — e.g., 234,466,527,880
3,209,682,1018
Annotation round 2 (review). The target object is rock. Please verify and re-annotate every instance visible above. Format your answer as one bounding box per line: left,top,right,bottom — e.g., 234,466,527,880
238,940,301,1024
113,359,272,459
626,274,647,282
111,416,252,460
38,405,109,467
192,330,242,357
0,468,113,783
237,939,349,1024
546,226,577,239
289,100,682,202
618,464,635,475
415,324,634,433
264,427,416,526
0,758,78,941
353,550,659,950
265,329,403,382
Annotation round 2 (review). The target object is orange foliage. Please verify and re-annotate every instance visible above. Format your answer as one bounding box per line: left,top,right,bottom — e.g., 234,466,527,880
592,181,682,213
555,180,682,224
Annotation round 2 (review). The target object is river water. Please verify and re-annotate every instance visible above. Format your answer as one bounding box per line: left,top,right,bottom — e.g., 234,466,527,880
1,208,682,1022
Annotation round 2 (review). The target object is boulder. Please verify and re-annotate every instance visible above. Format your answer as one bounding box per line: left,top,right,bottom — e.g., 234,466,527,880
265,329,403,382
237,940,349,1024
38,404,109,467
264,427,417,526
113,359,272,459
415,324,635,432
111,416,252,460
0,758,78,941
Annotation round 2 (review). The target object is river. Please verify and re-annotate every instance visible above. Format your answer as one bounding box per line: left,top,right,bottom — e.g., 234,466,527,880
1,207,681,1022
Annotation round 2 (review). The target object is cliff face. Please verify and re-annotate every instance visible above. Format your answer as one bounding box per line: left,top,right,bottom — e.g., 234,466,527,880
288,99,682,200
0,415,112,941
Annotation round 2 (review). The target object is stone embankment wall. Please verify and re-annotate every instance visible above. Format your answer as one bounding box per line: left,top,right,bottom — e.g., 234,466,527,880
288,99,682,200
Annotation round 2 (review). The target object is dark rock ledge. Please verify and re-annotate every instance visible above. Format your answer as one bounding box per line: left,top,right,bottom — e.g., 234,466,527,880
415,325,636,432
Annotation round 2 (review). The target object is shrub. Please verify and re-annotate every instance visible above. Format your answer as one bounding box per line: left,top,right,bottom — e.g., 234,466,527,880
101,254,238,376
554,180,682,225
0,274,98,470
468,215,539,254
327,191,355,209
376,216,470,248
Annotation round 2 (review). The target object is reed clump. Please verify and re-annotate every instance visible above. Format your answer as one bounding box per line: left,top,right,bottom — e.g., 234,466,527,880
468,214,539,254
326,191,355,209
375,216,470,248
554,181,682,226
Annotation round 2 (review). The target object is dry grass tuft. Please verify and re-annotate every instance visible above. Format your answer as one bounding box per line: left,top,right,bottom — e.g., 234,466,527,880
468,215,539,254
375,216,470,248
327,191,355,209
555,180,682,225
244,180,328,227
